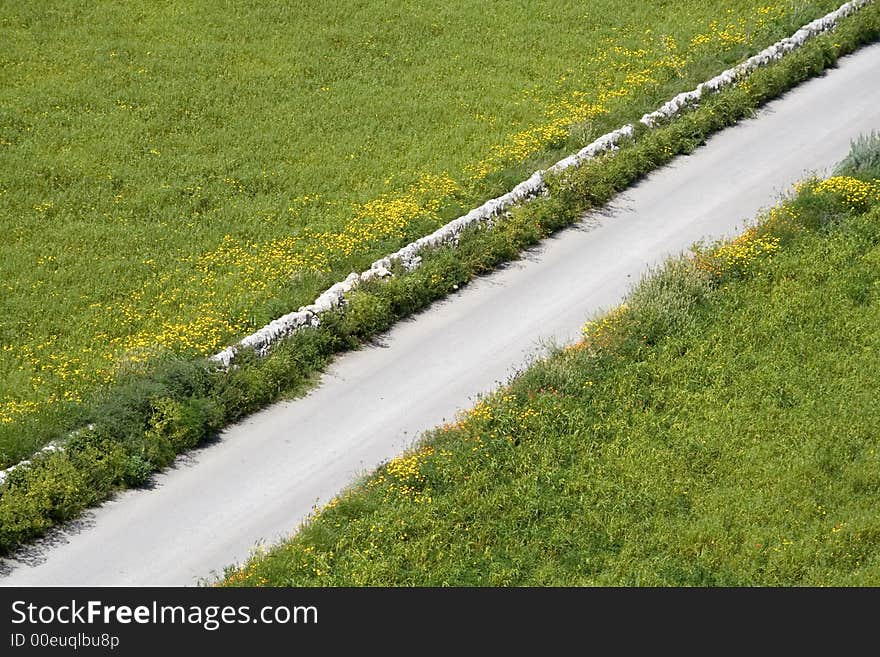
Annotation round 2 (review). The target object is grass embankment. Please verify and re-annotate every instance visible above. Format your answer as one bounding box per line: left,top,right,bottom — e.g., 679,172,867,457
222,137,880,586
2,3,879,556
0,0,854,462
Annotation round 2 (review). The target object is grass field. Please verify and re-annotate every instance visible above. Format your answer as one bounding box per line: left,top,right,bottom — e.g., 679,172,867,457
220,138,880,586
2,9,879,556
0,0,849,465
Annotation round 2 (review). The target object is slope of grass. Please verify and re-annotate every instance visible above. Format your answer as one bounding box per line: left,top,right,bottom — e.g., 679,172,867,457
221,143,880,586
0,0,849,462
2,5,879,557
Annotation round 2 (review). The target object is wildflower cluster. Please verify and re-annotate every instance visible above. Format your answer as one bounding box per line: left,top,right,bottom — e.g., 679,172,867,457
812,175,880,213
468,401,493,422
381,446,435,503
0,399,39,426
581,304,631,351
517,406,540,431
695,227,781,279
761,202,803,234
223,545,271,586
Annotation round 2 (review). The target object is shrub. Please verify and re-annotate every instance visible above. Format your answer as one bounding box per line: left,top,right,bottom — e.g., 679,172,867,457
835,131,880,178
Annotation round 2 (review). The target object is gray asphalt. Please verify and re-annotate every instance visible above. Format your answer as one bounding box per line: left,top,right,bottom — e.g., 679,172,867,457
3,42,880,586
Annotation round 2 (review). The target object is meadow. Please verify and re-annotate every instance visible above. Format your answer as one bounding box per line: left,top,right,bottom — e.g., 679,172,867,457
222,137,880,586
0,0,849,465
2,8,879,554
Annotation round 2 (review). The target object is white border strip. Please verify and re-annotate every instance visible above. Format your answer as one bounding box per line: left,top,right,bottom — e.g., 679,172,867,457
0,0,870,486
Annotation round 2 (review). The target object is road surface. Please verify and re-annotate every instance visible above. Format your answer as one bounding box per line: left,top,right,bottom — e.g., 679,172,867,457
3,42,880,585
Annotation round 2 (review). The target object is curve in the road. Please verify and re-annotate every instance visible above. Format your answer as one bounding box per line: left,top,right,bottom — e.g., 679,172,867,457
3,42,880,586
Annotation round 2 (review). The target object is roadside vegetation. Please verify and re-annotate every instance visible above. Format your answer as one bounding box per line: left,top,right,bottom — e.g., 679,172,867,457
1,2,879,556
221,135,880,586
0,0,855,462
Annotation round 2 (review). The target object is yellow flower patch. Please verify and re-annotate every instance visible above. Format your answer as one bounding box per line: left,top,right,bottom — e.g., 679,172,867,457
581,304,630,350
694,226,781,280
812,176,880,213
384,446,435,503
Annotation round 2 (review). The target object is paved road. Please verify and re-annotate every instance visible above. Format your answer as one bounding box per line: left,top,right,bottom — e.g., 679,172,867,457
3,43,880,586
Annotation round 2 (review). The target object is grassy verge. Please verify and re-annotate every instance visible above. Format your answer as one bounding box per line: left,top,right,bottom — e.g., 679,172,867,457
2,4,880,556
0,0,853,462
220,139,880,586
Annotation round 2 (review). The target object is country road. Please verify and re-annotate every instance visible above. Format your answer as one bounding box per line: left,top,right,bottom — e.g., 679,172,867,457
3,42,880,586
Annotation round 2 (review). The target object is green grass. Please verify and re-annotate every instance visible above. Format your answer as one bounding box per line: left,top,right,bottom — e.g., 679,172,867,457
220,141,880,587
0,0,850,464
2,2,879,557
